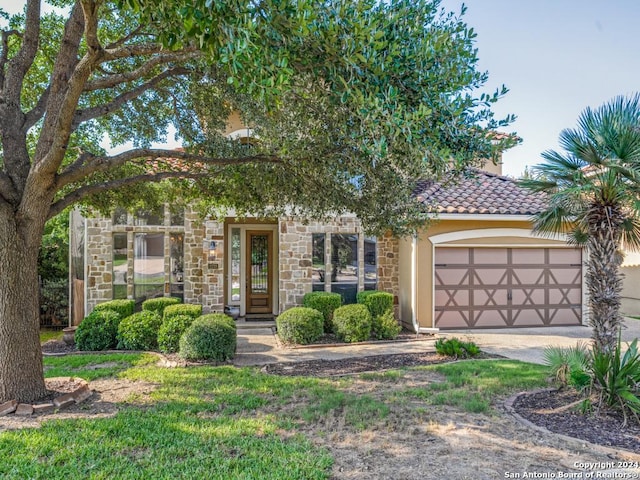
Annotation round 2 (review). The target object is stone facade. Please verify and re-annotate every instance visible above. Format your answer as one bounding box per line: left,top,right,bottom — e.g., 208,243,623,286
82,208,399,316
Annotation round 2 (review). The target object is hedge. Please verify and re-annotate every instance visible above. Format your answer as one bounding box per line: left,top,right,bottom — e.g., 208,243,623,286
276,307,324,345
142,297,182,316
93,299,135,319
116,310,163,350
158,314,195,353
75,309,121,351
163,303,203,321
357,291,393,319
332,304,372,343
302,292,342,332
179,314,236,361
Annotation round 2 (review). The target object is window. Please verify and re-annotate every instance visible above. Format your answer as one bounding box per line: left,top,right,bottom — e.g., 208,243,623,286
331,234,358,303
170,233,184,300
134,233,164,299
113,233,128,299
230,228,241,302
134,206,163,226
312,234,325,292
364,236,377,290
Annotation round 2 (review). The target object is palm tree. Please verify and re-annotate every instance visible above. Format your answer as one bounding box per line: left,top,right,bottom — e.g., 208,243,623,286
521,94,640,353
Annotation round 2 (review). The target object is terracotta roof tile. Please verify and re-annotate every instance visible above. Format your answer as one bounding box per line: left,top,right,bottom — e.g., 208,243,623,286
414,169,547,216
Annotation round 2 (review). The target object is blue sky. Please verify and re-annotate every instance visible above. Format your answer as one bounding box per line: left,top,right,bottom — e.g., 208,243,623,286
3,1,640,177
440,0,640,176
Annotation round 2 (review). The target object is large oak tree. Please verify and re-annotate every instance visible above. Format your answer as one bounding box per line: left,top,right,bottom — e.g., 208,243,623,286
0,0,513,402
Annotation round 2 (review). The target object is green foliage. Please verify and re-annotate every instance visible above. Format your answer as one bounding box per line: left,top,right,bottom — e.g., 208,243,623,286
158,314,195,353
302,292,342,332
332,304,372,343
163,303,203,321
357,291,393,319
75,310,122,351
142,297,182,316
116,311,163,350
276,307,324,345
590,339,640,425
94,299,135,319
39,278,68,326
371,309,401,340
435,337,481,358
543,342,591,389
38,211,69,281
179,314,237,361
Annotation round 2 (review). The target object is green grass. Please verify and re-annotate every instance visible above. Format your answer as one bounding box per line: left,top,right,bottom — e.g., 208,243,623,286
0,355,549,478
40,329,64,344
397,360,549,414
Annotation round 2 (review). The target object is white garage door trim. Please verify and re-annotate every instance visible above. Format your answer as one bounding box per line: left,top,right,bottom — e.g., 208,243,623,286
428,229,587,329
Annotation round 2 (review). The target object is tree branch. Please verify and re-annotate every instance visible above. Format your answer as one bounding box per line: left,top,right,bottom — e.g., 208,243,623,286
72,66,190,128
56,148,280,189
0,29,22,87
84,51,199,91
49,170,213,218
102,43,170,62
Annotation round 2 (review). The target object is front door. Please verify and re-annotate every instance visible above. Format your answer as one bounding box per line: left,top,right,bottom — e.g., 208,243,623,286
246,231,273,314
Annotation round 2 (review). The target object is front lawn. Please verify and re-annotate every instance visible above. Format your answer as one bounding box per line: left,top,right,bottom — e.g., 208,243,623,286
0,355,549,479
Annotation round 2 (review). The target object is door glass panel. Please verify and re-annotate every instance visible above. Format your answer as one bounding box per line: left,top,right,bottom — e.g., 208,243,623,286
312,234,325,291
250,234,269,294
331,233,358,303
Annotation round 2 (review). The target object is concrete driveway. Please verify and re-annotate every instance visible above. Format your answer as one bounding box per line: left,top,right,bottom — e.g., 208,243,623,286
443,317,640,364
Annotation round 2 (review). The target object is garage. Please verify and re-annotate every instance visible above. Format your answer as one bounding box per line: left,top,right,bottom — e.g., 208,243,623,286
434,247,583,329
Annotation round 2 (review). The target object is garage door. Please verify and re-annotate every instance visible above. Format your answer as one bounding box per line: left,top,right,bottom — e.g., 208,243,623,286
434,247,582,329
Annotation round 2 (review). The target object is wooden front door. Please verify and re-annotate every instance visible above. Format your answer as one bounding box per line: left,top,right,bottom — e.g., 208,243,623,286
246,231,273,314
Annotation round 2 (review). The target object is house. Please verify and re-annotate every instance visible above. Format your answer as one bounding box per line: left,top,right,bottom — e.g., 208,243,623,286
68,119,588,331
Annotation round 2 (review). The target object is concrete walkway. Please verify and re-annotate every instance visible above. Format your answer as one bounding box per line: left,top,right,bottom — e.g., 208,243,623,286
233,318,640,367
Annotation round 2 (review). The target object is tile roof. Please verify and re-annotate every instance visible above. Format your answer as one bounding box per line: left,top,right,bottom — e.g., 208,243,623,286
414,169,547,216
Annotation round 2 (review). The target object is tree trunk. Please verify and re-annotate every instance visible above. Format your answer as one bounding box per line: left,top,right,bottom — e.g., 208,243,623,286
0,208,47,403
586,204,624,354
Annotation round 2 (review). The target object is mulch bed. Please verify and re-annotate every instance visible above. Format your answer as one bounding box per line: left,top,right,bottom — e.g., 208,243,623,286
513,388,640,453
42,339,77,354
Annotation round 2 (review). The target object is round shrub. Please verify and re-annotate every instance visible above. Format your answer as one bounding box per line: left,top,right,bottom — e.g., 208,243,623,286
163,303,203,321
179,314,236,361
332,304,372,343
142,297,181,316
357,291,393,319
276,307,324,345
93,299,135,318
302,292,342,332
158,314,195,353
371,309,402,340
117,310,163,350
75,309,121,351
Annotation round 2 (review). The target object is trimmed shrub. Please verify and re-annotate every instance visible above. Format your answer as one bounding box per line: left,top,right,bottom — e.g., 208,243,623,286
163,303,203,321
75,309,121,351
332,304,372,343
435,337,481,358
179,314,236,361
276,307,324,345
371,309,402,340
302,292,342,331
117,310,163,350
142,297,181,316
357,291,393,319
93,299,135,319
158,314,195,353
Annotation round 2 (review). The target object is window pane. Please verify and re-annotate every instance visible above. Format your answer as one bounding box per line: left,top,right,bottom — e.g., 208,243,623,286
364,236,377,290
331,234,358,304
170,205,184,226
113,233,128,299
134,206,163,226
312,234,325,288
230,228,241,302
134,233,164,300
112,207,128,225
170,233,184,300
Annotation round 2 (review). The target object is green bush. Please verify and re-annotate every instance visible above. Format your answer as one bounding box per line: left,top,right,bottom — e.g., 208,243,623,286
179,314,236,361
332,304,372,343
276,307,324,345
357,291,393,319
116,310,163,350
142,297,181,316
543,342,591,389
158,314,195,353
371,309,401,340
93,299,135,318
163,303,203,321
435,337,481,358
75,309,121,351
302,292,342,332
